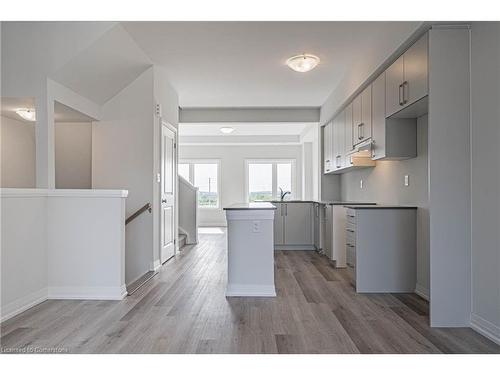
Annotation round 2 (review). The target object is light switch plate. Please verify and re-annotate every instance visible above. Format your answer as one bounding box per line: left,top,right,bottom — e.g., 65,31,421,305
360,179,364,189
404,175,409,186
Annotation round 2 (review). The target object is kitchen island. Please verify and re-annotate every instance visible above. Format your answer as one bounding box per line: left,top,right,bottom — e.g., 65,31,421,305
223,202,277,297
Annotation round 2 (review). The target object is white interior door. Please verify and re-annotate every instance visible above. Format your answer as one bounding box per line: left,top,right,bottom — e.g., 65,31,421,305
161,123,176,263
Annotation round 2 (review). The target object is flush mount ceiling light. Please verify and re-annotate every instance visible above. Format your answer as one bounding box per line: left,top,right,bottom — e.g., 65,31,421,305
286,54,320,73
16,108,36,121
219,127,235,134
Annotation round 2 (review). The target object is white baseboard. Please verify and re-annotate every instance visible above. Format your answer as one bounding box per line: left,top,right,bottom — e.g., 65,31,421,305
274,245,316,251
1,288,48,323
47,285,127,300
415,283,430,301
150,259,161,272
470,313,500,345
226,284,276,297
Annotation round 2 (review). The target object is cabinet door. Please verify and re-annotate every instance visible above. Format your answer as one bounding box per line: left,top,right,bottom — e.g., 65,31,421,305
371,72,386,160
313,204,320,250
360,85,372,141
403,33,428,106
344,102,354,153
323,206,333,259
385,55,404,117
273,204,284,245
284,203,312,245
352,94,362,145
323,122,332,173
334,111,345,169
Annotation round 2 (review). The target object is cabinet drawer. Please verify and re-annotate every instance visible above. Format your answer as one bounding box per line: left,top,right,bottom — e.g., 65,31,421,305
346,229,356,246
346,244,356,266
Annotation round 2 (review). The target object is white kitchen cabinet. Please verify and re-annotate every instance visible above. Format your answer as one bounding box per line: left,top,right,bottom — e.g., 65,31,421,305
323,122,333,174
284,203,312,246
352,85,372,145
273,203,285,245
313,203,321,251
274,202,314,250
386,33,428,117
332,111,345,170
372,72,417,160
345,207,417,293
323,205,332,259
344,103,354,153
331,205,348,268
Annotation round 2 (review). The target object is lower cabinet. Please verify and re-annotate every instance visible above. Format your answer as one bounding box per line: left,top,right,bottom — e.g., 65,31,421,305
345,207,417,293
274,202,315,250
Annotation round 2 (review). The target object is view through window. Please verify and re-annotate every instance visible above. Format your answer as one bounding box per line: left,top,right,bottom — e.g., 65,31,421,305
246,160,295,202
179,161,219,208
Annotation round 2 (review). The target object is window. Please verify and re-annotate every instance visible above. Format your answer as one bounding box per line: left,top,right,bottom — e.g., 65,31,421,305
178,160,220,208
245,160,296,202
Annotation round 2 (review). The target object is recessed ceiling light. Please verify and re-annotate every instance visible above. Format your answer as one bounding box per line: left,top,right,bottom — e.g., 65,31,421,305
220,127,234,134
16,108,36,121
286,54,320,73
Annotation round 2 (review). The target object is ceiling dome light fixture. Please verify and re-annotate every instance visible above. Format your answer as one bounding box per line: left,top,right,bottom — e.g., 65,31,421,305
219,127,235,134
286,54,320,73
16,108,36,121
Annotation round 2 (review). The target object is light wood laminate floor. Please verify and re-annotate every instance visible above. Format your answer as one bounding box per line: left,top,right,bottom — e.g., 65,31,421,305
1,228,499,354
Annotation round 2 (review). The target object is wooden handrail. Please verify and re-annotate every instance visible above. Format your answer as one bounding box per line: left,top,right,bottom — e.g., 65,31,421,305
126,203,152,225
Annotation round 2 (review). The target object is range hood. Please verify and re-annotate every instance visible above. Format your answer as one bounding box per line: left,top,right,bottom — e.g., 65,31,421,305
348,138,373,156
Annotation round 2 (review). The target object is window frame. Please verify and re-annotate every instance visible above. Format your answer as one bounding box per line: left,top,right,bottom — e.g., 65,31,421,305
179,159,222,210
244,159,296,203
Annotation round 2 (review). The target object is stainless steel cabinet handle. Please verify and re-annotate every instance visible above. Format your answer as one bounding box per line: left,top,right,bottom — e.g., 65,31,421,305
399,83,404,106
403,81,409,104
347,229,355,233
358,123,363,140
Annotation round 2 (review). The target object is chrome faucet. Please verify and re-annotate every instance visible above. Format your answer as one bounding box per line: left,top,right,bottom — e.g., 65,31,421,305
279,187,291,201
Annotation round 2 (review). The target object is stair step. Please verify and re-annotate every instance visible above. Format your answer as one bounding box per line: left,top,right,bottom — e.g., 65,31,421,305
179,233,187,249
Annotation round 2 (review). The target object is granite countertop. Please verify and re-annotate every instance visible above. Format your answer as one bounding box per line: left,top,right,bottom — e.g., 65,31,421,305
223,202,277,210
344,204,418,209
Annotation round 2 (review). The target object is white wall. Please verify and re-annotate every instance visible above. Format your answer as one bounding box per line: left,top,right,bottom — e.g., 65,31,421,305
179,144,303,226
300,123,320,201
55,122,92,189
340,115,429,299
1,191,47,321
1,189,126,322
469,22,500,343
0,116,36,188
47,190,126,300
92,68,155,285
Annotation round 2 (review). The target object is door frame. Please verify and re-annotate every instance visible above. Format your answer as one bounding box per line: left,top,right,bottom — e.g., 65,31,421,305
159,120,178,260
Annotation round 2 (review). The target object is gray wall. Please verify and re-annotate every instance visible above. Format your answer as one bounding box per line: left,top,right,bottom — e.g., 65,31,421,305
0,116,36,188
340,115,429,298
470,22,500,341
55,122,92,189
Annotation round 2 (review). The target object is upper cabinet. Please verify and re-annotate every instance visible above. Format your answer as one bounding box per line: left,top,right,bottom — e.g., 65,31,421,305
386,34,428,117
352,85,372,145
323,121,333,173
372,72,417,160
332,110,346,170
344,103,354,153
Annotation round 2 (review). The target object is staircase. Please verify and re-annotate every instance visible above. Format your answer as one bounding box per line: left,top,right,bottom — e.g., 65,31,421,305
179,233,187,249
178,175,199,247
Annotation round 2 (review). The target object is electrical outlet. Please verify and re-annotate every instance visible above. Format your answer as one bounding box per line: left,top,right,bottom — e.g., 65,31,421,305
404,175,410,187
252,221,261,233
360,179,364,189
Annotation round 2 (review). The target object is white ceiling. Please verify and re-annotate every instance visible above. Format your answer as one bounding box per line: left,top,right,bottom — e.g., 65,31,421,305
179,122,313,136
1,97,96,123
52,25,152,105
123,21,422,108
